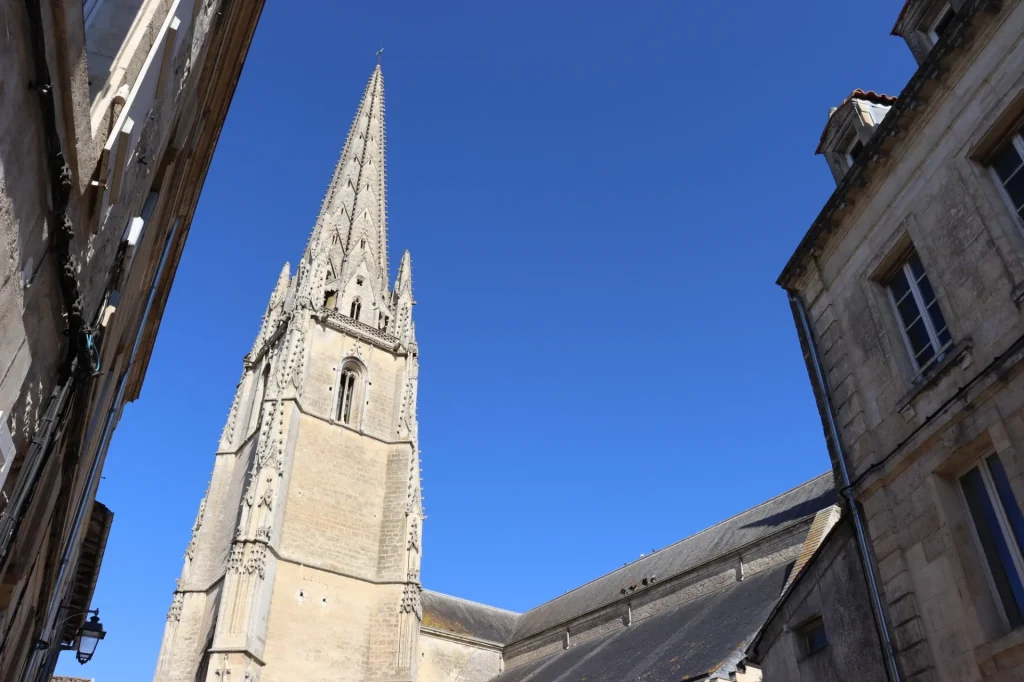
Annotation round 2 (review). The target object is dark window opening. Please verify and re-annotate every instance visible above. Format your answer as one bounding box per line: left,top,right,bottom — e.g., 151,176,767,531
991,135,1024,225
847,139,864,163
324,290,338,310
350,298,362,321
799,617,828,656
931,6,956,41
961,454,1024,628
338,369,357,424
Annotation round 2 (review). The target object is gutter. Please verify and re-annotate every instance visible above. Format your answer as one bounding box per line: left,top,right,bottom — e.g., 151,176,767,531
789,292,902,682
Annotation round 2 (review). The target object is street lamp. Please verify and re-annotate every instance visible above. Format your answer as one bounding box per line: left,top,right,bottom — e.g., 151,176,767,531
73,610,106,664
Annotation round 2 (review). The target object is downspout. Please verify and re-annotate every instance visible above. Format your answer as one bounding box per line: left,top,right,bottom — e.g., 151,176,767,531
790,292,902,682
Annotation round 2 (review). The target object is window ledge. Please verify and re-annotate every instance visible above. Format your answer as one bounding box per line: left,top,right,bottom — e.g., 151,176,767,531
974,627,1024,675
896,340,973,420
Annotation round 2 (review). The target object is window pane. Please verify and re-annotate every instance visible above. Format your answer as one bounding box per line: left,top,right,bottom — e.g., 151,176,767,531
926,301,950,343
915,341,936,367
961,467,1024,627
992,142,1024,183
936,325,952,349
803,619,827,654
916,274,938,307
987,454,1024,559
897,294,923,330
1004,167,1024,210
906,318,933,357
888,269,911,302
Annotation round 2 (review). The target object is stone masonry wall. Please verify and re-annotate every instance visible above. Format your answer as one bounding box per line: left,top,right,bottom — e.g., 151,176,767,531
755,520,887,682
788,2,1024,680
418,633,503,682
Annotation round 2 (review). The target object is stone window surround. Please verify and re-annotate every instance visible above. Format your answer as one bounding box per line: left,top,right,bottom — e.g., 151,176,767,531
794,613,828,659
883,249,954,373
330,357,368,432
987,133,1024,229
925,420,1024,649
956,451,1024,631
865,229,961,390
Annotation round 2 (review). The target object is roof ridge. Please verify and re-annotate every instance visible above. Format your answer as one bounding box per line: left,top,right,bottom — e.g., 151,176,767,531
422,589,521,615
517,472,834,615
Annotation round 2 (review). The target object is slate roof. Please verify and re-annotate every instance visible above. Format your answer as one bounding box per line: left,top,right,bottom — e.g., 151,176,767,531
508,472,836,642
493,563,792,682
422,590,519,644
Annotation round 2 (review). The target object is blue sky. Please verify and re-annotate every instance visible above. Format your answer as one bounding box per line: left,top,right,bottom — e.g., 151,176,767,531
57,1,918,678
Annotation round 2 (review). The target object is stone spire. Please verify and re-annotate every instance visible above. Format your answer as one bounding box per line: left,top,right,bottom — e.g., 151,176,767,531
297,64,389,310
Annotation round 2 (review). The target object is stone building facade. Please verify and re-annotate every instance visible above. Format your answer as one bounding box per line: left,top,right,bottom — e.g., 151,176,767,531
0,0,263,679
762,0,1024,680
153,64,847,682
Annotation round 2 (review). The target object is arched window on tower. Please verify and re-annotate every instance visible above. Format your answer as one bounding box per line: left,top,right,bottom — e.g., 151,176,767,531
337,363,361,425
324,289,338,310
350,298,362,321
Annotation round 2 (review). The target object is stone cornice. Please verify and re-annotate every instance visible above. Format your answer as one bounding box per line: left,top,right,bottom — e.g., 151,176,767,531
321,308,403,352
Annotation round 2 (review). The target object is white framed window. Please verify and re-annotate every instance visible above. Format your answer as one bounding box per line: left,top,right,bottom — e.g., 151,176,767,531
989,134,1024,226
928,5,957,46
959,452,1024,629
886,249,952,372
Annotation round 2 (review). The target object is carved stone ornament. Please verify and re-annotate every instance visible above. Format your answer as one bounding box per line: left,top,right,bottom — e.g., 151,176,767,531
185,495,208,561
227,543,245,574
245,544,267,579
407,516,420,552
167,591,185,622
401,582,422,620
221,376,245,446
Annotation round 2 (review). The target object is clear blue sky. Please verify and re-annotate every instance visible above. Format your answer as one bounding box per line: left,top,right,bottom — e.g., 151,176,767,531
57,1,917,678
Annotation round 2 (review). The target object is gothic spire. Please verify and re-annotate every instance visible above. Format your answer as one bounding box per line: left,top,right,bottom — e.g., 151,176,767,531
298,64,389,306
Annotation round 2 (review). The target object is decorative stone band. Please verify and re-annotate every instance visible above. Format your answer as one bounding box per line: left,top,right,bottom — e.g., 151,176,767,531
323,308,400,351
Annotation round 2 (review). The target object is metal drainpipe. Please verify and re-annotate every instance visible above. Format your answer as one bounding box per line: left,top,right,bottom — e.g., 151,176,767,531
791,292,902,682
23,219,180,682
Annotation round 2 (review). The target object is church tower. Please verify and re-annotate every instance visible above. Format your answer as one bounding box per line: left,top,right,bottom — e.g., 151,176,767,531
153,64,424,682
